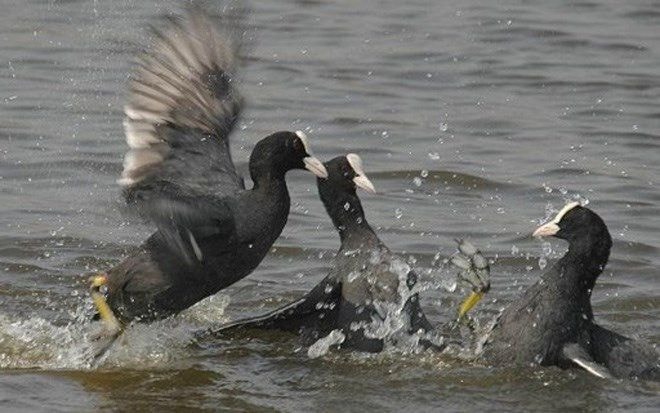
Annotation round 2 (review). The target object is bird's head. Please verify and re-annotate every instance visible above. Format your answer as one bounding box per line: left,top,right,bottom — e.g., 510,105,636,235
533,202,608,243
249,130,328,180
317,153,376,196
532,201,612,280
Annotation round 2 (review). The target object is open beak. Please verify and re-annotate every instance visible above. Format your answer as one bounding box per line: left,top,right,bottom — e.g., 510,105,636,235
457,290,485,320
303,156,328,178
353,175,376,194
533,222,560,238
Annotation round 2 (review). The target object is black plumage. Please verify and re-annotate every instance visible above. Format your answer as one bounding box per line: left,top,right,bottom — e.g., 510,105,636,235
213,155,442,353
476,203,659,380
92,6,328,325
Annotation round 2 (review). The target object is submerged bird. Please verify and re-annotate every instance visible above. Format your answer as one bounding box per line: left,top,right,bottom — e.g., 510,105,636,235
209,155,488,354
89,7,328,335
456,202,659,380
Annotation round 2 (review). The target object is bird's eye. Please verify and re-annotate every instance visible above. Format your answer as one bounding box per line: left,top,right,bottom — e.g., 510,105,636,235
293,138,303,152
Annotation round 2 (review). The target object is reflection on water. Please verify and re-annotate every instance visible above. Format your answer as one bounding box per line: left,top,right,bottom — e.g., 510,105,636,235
1,0,658,410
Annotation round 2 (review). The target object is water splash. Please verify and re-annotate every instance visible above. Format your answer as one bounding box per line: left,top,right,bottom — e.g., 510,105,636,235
0,313,93,369
352,257,438,354
307,329,345,359
538,256,547,270
0,293,230,370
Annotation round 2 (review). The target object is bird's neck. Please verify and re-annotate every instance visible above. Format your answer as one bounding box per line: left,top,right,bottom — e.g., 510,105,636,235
249,152,291,190
553,232,612,296
251,169,288,195
325,192,377,248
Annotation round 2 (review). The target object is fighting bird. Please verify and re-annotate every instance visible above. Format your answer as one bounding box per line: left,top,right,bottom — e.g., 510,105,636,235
454,202,659,380
89,6,328,342
207,155,489,355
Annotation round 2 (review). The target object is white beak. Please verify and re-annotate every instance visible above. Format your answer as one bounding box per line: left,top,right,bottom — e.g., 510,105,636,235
532,201,581,238
532,222,560,238
353,175,376,194
346,153,376,194
303,156,328,178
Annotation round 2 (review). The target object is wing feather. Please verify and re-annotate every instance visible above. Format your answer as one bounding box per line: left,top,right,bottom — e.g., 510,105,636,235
120,5,245,195
118,5,247,262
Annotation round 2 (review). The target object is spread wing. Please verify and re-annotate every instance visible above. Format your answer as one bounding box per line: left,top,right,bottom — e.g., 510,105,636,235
118,6,246,260
120,6,245,216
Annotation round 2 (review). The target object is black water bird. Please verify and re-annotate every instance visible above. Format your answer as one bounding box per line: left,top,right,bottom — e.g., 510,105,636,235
458,202,659,380
89,7,328,334
211,155,486,354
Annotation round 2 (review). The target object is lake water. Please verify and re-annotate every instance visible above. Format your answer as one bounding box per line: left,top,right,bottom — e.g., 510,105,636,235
1,0,658,411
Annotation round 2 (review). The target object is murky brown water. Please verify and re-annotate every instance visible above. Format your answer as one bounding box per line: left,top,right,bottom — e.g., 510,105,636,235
1,0,658,411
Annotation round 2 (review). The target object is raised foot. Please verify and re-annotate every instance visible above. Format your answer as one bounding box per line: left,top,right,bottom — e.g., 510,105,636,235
89,273,122,336
450,239,491,323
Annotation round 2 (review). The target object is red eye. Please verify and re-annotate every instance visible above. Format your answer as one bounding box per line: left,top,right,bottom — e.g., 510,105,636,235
293,138,303,152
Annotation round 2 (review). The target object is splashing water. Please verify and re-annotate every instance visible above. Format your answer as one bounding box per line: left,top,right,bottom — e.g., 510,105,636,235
305,245,475,360
355,257,441,354
0,293,231,370
538,256,548,270
0,312,93,369
307,329,345,359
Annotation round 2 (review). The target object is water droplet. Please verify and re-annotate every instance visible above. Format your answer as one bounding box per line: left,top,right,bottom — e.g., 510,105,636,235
347,270,361,283
541,241,552,256
344,202,350,211
394,208,403,219
413,177,422,187
420,169,429,178
428,152,440,160
538,256,547,270
440,122,448,132
307,329,345,359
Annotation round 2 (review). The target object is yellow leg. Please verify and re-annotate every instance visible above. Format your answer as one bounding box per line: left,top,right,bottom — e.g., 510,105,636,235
89,274,122,334
457,290,484,321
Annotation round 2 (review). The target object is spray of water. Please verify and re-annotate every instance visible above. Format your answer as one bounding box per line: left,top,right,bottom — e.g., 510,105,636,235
306,255,452,359
0,294,231,370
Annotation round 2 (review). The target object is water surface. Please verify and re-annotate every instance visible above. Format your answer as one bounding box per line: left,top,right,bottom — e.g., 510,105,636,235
1,0,658,411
